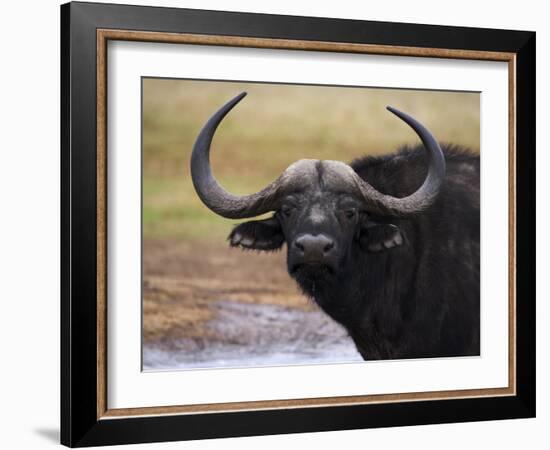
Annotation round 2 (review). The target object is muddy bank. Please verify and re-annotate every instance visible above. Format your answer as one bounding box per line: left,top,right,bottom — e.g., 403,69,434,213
143,239,361,370
144,300,362,370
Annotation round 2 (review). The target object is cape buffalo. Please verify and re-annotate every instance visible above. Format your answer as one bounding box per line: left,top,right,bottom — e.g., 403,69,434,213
190,92,480,360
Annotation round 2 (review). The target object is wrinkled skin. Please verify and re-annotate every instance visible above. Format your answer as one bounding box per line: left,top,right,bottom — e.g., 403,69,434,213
229,145,480,360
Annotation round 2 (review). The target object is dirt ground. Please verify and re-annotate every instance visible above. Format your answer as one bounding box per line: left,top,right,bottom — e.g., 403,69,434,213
142,239,361,369
143,239,312,341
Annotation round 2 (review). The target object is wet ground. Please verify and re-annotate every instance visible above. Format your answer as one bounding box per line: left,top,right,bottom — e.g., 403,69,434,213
142,239,362,371
143,300,362,370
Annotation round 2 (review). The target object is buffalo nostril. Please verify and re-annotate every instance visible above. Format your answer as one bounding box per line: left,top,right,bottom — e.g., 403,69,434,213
324,241,334,253
294,240,305,252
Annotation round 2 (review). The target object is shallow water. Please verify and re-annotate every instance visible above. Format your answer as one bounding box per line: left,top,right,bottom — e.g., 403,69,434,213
143,300,362,370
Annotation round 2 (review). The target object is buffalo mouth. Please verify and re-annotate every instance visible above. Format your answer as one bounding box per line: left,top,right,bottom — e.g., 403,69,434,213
290,262,336,278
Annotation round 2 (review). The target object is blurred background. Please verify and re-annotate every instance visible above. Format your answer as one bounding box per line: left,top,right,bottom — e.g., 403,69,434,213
142,78,479,370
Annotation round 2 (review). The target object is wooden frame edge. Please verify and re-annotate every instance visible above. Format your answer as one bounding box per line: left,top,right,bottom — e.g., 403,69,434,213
508,55,517,395
98,28,515,61
100,387,515,419
95,28,517,421
97,29,108,419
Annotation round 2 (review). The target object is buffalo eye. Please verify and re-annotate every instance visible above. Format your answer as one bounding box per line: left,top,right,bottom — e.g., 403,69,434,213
281,205,294,218
345,209,356,219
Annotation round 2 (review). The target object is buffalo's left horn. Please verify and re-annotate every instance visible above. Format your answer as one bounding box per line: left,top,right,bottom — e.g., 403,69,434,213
190,92,285,219
353,106,446,217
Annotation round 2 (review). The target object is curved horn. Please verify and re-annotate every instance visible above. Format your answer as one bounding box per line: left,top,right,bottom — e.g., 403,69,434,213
355,106,446,217
190,92,284,219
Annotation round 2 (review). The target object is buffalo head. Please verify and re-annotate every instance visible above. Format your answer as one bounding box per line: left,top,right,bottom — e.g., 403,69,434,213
190,92,445,294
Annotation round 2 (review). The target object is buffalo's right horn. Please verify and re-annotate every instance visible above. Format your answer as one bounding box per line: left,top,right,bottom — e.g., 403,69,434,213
190,92,285,219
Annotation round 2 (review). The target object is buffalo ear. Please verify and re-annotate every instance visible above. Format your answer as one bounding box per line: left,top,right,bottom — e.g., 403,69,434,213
359,219,405,252
228,216,285,251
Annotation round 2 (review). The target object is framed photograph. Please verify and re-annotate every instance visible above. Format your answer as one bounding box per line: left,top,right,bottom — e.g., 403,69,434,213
61,1,535,447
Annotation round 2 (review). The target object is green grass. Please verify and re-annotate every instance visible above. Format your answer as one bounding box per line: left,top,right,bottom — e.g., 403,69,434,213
143,79,480,241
